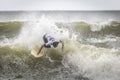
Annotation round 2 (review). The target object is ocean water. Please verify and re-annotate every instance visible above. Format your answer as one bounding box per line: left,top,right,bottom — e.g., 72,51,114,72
0,11,120,80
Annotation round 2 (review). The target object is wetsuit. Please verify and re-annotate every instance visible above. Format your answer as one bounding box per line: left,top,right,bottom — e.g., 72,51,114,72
43,34,60,48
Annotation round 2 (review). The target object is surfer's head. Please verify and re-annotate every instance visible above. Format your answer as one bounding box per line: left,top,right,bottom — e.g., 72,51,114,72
53,42,59,48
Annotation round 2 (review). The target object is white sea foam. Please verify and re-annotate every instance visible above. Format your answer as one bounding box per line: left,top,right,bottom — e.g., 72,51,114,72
62,43,120,80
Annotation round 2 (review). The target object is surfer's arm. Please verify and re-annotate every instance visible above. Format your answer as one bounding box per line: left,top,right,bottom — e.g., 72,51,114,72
37,44,45,55
60,40,64,51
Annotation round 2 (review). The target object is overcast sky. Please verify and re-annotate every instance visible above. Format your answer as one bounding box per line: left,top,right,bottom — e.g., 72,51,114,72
0,0,119,10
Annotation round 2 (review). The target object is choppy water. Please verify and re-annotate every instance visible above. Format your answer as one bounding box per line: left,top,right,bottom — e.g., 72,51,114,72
0,11,120,80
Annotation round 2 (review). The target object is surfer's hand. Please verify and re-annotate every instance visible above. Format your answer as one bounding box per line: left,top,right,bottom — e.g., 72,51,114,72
62,47,63,52
37,52,39,55
62,43,64,52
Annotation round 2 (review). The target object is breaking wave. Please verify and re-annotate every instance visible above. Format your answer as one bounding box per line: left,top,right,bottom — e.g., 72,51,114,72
0,15,120,80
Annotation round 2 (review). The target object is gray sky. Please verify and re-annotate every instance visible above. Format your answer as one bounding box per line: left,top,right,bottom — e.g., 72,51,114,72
0,0,119,10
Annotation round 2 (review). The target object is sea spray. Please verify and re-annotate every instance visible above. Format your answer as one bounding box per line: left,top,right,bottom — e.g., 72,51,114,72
11,16,70,50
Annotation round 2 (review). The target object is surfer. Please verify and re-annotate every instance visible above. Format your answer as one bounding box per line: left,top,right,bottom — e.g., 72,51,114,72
37,34,64,55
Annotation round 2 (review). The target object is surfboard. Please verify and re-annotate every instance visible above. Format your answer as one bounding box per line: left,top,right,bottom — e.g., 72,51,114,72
31,45,45,58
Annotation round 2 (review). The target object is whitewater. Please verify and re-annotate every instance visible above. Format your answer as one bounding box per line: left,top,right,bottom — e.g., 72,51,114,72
0,11,120,80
